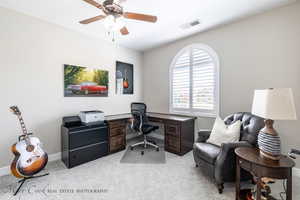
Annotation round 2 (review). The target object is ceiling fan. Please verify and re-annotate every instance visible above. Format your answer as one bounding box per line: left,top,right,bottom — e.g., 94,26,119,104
80,0,158,35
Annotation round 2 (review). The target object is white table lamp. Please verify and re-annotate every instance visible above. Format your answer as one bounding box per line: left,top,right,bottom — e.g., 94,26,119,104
252,88,297,160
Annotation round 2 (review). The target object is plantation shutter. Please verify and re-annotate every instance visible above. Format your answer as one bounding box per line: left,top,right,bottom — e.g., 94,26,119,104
171,45,218,116
172,51,190,109
192,48,215,111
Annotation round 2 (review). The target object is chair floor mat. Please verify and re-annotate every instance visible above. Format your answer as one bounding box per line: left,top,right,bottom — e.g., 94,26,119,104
120,138,166,164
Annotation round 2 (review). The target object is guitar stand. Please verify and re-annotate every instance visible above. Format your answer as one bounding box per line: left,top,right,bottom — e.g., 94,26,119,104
14,173,49,196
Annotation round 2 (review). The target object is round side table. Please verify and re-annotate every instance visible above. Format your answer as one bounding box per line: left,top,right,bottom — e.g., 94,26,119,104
235,147,295,200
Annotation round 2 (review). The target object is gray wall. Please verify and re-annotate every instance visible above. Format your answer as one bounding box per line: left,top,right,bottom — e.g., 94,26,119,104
143,2,300,166
0,7,143,168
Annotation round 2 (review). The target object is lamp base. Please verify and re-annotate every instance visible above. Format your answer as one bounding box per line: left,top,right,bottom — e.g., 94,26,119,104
259,150,281,161
258,119,281,161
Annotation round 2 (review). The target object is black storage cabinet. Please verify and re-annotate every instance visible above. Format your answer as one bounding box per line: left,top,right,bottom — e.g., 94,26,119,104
61,116,109,168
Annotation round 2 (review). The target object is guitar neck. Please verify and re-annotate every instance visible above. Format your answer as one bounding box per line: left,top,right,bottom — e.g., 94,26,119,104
17,115,28,136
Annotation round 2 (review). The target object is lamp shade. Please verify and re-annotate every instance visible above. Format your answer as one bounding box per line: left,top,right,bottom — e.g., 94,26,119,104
252,88,297,120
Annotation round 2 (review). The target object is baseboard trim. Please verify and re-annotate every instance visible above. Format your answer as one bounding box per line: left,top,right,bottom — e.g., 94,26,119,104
0,152,61,177
0,166,10,177
293,168,300,178
48,152,61,162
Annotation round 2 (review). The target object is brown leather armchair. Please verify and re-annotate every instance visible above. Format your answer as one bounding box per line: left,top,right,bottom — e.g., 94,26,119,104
193,112,264,193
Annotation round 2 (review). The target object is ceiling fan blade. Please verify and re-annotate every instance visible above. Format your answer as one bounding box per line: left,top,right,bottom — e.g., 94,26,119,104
123,12,157,23
117,0,127,3
80,15,106,24
120,26,129,35
82,0,103,9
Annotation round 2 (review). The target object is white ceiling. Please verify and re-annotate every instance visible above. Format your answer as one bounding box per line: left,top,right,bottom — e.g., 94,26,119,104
0,0,296,51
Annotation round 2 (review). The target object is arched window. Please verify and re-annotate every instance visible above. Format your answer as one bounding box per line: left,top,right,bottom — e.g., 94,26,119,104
170,44,219,117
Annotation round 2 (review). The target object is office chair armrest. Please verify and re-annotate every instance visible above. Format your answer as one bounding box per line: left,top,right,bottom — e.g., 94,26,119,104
130,118,134,130
131,112,144,133
138,113,143,132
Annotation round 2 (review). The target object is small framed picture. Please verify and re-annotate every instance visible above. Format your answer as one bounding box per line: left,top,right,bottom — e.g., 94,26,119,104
116,61,134,95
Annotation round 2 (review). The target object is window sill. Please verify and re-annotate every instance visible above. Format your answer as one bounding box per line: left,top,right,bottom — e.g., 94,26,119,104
170,110,217,118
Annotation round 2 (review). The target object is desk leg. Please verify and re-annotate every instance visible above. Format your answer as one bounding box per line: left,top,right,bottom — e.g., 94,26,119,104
287,168,292,200
257,177,262,200
236,157,240,200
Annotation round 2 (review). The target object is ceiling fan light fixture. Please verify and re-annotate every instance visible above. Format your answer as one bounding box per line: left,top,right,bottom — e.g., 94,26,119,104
103,15,125,32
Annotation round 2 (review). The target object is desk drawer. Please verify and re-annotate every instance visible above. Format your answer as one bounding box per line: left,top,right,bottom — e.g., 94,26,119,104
108,120,126,129
110,135,125,152
148,117,164,123
165,135,180,153
239,159,251,171
251,165,290,179
110,127,125,137
165,123,180,137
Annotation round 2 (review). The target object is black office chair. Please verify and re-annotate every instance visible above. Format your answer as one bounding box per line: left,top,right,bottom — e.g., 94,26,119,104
130,102,159,155
288,149,300,159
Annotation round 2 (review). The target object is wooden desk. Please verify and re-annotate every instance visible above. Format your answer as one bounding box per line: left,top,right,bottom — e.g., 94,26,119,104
235,147,295,200
105,112,196,156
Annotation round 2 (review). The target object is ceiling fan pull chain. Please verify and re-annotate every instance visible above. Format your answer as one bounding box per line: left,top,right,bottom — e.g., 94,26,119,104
112,31,115,42
107,30,115,42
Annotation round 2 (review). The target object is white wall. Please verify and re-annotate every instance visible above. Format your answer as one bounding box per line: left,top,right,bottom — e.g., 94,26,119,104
0,7,143,168
143,2,300,166
1,2,300,170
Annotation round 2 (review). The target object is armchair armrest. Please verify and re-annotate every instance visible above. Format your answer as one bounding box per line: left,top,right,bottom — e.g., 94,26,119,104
196,130,211,143
215,142,252,183
219,141,252,155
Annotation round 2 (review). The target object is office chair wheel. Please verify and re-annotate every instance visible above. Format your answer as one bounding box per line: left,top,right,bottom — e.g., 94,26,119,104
130,146,134,151
141,151,144,155
156,148,159,152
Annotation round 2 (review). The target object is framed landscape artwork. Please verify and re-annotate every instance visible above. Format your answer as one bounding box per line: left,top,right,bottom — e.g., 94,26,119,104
64,64,109,97
116,61,134,95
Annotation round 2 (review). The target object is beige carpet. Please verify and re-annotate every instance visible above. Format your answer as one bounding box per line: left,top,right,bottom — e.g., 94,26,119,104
0,150,299,200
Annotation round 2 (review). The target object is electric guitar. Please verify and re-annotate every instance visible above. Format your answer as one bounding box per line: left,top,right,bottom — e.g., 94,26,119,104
10,106,48,178
123,69,129,89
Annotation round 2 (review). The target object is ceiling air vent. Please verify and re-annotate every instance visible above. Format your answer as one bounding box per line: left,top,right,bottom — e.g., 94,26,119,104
180,19,201,30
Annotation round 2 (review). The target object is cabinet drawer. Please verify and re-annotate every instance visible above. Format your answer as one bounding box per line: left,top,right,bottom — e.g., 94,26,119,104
165,123,180,137
110,135,125,152
108,120,126,129
69,126,108,149
165,135,180,153
69,142,108,168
